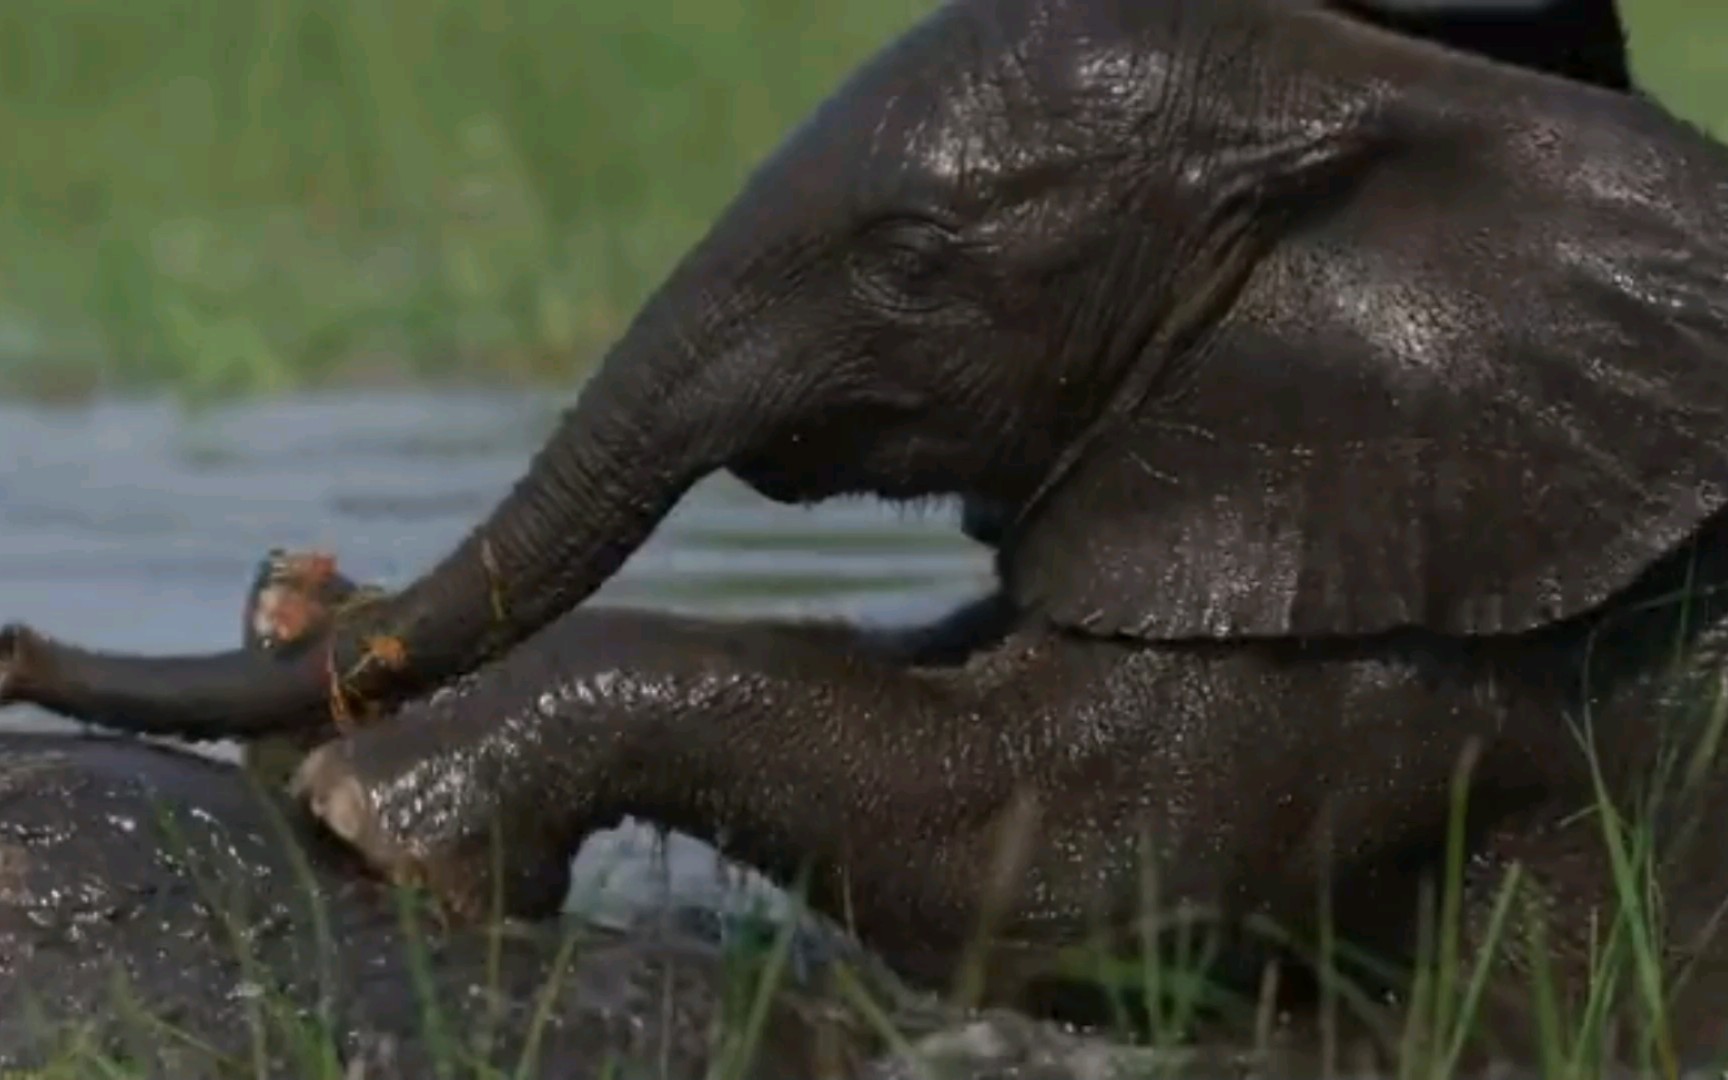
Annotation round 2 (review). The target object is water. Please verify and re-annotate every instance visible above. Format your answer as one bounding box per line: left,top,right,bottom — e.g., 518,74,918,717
0,389,993,923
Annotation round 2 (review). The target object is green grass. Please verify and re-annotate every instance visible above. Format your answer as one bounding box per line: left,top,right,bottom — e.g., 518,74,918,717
0,0,1718,402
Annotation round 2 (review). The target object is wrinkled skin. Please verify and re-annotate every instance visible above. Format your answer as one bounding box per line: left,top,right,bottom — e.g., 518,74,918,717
9,0,1728,1067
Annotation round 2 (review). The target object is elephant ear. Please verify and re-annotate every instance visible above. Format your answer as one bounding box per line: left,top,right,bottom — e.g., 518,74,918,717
1003,125,1728,640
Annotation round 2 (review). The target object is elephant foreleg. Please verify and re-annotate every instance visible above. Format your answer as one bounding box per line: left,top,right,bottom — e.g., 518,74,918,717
290,604,1555,997
292,606,1053,973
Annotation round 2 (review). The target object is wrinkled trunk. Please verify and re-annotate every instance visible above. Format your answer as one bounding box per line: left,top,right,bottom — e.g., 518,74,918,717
0,305,744,740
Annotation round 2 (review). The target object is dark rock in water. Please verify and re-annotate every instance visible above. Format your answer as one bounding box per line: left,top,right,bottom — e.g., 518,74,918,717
0,731,891,1078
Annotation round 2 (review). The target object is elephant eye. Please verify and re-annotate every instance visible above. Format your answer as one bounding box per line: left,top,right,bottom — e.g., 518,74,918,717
852,217,956,313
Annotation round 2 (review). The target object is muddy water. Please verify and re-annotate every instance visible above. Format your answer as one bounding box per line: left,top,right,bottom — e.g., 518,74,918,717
0,390,992,924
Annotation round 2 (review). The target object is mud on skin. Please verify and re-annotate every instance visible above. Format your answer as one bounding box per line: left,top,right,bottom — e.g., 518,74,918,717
10,0,1728,1071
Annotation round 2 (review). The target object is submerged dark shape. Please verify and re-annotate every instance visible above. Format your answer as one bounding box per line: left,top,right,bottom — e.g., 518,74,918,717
0,730,891,1079
7,0,1728,1066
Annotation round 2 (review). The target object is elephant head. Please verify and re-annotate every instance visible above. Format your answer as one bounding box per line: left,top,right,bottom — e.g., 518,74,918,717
5,0,1725,739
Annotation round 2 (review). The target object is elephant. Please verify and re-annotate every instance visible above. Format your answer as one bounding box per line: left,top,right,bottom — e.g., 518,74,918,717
6,0,1728,1063
12,564,1184,1080
1331,0,1633,90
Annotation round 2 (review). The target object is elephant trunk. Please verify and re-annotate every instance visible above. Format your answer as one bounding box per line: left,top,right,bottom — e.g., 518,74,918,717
353,344,709,702
0,307,735,740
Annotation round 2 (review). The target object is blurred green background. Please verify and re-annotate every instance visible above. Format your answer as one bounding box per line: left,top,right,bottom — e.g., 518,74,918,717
0,0,1718,402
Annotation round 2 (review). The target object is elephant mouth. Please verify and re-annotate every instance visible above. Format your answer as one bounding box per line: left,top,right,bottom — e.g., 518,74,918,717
729,450,833,506
727,415,892,505
961,499,1010,547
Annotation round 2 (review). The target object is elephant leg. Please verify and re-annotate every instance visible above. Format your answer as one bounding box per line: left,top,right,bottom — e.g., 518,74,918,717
290,607,1550,997
288,607,1077,982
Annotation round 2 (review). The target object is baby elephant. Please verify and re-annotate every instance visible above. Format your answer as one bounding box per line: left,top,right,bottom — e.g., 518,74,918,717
6,0,1728,1067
